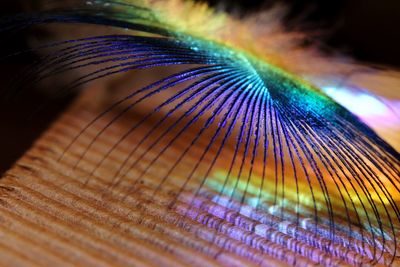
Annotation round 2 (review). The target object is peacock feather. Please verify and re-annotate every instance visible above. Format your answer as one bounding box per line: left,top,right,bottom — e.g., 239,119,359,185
1,0,399,265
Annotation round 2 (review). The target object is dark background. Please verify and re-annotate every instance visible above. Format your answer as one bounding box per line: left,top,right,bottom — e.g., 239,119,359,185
0,0,399,174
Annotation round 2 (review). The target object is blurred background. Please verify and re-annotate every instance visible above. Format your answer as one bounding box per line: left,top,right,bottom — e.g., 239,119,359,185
0,0,399,174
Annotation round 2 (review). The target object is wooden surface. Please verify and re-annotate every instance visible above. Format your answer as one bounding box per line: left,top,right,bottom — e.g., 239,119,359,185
0,92,399,267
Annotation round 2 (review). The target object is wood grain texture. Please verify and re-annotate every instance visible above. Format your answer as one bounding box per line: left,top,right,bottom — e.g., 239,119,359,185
0,91,398,267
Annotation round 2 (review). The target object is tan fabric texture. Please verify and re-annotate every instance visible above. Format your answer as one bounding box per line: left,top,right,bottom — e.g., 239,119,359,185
0,92,398,267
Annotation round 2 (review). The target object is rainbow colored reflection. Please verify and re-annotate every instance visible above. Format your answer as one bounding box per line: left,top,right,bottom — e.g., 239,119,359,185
322,86,400,126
